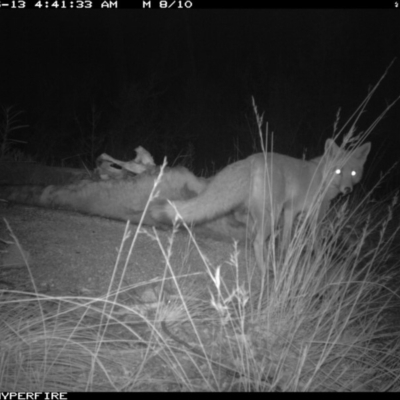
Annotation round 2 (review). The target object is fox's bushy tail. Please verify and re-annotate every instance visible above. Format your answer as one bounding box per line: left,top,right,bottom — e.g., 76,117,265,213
163,157,250,223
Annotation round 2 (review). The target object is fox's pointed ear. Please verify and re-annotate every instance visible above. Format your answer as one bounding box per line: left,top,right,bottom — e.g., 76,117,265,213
354,142,371,162
324,138,340,156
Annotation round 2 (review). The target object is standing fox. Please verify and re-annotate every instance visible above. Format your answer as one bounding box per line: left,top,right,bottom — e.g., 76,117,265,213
151,139,371,274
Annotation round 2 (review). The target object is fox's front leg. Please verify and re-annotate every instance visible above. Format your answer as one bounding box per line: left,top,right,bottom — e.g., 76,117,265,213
312,199,331,248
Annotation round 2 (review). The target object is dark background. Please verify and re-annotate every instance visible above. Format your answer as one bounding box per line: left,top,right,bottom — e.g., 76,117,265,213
1,9,399,192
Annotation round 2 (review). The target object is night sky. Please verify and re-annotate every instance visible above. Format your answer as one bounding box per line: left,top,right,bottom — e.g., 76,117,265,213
1,9,399,189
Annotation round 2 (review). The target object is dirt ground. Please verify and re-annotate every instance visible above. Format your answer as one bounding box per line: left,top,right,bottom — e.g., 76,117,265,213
0,202,260,299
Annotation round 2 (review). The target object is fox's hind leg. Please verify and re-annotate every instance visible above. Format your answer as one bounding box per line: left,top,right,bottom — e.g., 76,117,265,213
251,207,267,275
281,207,296,250
249,186,275,276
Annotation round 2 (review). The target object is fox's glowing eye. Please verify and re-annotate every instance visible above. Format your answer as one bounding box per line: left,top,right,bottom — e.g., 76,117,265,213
351,171,357,177
335,168,341,175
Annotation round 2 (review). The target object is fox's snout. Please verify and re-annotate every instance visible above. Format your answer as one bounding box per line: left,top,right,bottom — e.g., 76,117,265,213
341,185,352,195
